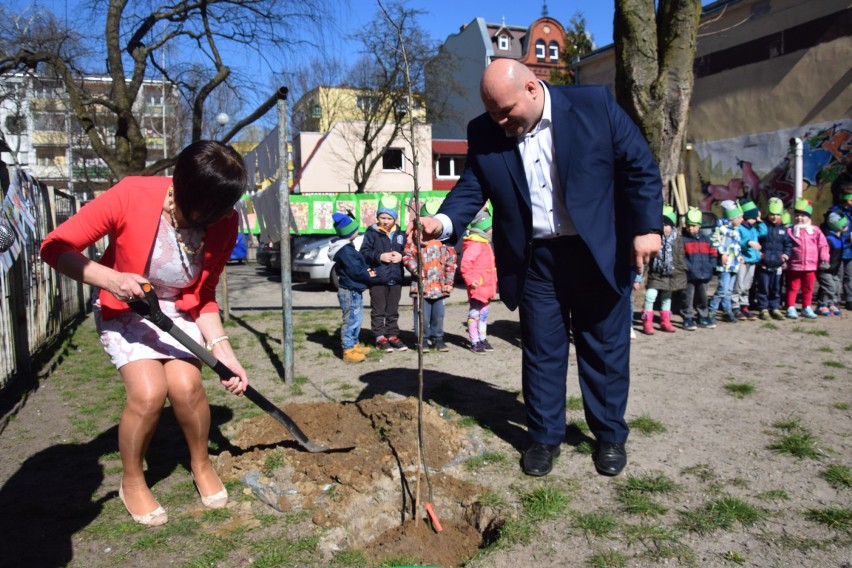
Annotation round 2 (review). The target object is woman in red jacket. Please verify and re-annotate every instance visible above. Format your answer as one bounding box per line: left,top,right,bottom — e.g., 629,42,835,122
40,141,248,526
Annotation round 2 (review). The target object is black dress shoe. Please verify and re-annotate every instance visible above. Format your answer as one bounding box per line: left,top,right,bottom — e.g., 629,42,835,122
594,442,627,476
522,443,561,476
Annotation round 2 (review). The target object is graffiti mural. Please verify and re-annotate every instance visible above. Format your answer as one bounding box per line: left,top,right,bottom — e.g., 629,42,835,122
691,120,851,223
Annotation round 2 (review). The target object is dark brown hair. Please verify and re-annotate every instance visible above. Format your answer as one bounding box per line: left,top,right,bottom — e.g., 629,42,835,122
172,140,247,229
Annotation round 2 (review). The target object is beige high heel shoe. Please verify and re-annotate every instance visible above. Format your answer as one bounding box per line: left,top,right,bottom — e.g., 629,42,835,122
191,471,228,509
118,484,168,526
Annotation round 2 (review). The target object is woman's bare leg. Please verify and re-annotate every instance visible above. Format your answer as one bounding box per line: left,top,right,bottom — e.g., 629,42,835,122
163,359,224,497
118,359,168,515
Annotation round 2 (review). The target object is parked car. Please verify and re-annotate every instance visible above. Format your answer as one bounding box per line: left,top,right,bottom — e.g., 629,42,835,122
256,235,328,273
293,234,365,290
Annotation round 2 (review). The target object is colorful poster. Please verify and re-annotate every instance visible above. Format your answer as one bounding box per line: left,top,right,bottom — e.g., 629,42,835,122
312,198,335,233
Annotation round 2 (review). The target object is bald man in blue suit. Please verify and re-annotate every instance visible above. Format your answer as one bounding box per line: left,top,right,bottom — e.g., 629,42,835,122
418,59,663,477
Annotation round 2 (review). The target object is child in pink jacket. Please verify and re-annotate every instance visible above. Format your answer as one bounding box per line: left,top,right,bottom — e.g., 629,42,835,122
786,199,830,319
461,213,497,353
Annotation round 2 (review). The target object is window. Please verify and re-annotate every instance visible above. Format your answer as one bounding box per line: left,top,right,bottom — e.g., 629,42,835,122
436,155,465,179
5,115,25,135
535,40,546,61
356,94,378,112
311,104,321,118
498,34,509,50
382,148,403,171
549,41,559,61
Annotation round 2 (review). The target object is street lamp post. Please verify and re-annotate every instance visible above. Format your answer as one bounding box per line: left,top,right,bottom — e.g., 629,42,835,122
216,112,232,322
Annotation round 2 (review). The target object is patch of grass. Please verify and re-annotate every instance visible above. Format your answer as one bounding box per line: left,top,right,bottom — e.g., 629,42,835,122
681,463,716,483
456,415,479,428
573,511,617,537
803,508,852,530
569,418,590,434
251,535,319,568
622,522,679,547
332,550,368,566
617,474,677,516
566,395,584,411
677,497,766,535
464,451,510,471
724,383,755,398
618,491,668,516
761,322,779,330
640,542,695,563
477,490,506,509
377,556,419,567
575,441,595,455
822,374,836,381
793,325,828,336
767,420,824,459
521,486,571,521
494,517,535,547
262,449,284,476
822,464,852,489
289,374,308,396
757,532,830,552
823,360,847,369
628,414,667,435
721,550,746,564
586,550,628,568
201,507,232,522
623,473,680,494
755,489,790,501
817,346,833,353
845,343,852,351
834,402,850,410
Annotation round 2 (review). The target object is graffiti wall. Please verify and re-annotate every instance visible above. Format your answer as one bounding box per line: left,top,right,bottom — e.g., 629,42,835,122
691,119,851,223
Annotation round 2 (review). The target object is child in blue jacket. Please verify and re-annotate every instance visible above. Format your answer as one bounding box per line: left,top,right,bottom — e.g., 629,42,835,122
733,200,762,320
755,197,791,320
817,212,849,315
680,207,718,329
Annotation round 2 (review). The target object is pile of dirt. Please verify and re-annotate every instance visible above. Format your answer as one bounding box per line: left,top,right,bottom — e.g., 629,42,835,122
215,396,494,565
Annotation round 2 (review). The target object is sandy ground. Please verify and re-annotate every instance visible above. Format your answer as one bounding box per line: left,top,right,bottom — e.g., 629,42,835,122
0,262,850,567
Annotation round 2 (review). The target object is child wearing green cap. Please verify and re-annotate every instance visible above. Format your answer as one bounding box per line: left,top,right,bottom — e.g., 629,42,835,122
680,207,718,329
403,199,458,351
825,181,852,310
785,198,829,319
461,211,497,353
817,211,849,315
708,200,744,324
641,205,686,334
755,197,791,320
732,200,762,320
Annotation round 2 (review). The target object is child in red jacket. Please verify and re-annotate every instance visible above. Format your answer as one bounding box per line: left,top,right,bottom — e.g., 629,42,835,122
461,213,497,354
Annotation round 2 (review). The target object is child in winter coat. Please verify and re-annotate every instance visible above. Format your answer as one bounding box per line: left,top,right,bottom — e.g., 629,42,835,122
460,213,497,354
826,183,852,310
403,200,458,351
817,211,849,315
329,213,376,362
680,207,718,330
361,195,408,352
708,200,744,324
785,199,829,319
641,205,687,334
755,197,791,320
733,200,762,320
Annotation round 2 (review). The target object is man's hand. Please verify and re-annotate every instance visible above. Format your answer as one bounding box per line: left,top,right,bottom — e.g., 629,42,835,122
632,233,662,273
406,216,444,244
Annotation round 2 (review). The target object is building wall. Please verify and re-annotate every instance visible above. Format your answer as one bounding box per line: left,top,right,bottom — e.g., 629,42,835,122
572,0,851,220
295,121,433,194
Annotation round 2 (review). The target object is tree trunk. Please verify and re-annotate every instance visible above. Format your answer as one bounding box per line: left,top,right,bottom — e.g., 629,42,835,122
615,0,701,202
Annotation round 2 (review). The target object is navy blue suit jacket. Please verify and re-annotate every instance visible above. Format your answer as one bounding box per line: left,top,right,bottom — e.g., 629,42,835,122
438,84,663,310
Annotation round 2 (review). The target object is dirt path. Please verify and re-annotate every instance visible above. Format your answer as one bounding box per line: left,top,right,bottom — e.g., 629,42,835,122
0,267,850,566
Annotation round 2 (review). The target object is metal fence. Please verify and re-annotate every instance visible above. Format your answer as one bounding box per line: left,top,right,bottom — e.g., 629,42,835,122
0,167,90,392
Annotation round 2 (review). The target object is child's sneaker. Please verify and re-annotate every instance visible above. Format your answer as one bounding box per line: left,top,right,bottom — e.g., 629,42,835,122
733,308,746,321
759,309,770,320
802,306,818,319
744,308,758,321
683,318,697,331
480,338,494,351
698,317,717,329
388,336,408,351
342,348,365,363
470,342,486,354
434,339,449,352
770,309,786,320
724,312,738,323
376,336,392,352
630,327,636,340
818,306,832,316
830,304,843,315
420,337,432,351
786,307,799,319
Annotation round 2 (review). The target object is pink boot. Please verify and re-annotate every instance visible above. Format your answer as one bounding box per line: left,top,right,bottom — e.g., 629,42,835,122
660,310,676,332
641,310,656,335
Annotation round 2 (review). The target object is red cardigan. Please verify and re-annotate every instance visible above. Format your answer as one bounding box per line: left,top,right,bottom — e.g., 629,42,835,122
40,176,238,320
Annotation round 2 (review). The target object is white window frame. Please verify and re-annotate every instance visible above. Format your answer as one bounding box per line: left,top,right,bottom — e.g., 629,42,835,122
435,155,465,180
535,40,546,60
549,41,559,61
498,34,509,51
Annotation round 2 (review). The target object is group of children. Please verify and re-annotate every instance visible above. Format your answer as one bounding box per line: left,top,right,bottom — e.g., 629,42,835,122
328,199,498,362
639,185,852,334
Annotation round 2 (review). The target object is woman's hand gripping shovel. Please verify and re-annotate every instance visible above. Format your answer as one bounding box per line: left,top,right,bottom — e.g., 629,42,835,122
130,283,349,453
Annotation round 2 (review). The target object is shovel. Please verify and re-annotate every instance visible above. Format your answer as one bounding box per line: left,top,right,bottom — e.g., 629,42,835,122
129,283,337,453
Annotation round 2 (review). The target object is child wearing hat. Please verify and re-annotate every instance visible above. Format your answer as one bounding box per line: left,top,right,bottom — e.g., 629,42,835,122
826,182,852,310
785,198,829,319
680,207,718,329
817,211,849,315
755,197,791,320
641,205,686,334
361,195,408,352
402,198,458,351
461,210,497,353
708,200,744,324
329,212,376,362
732,200,762,320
